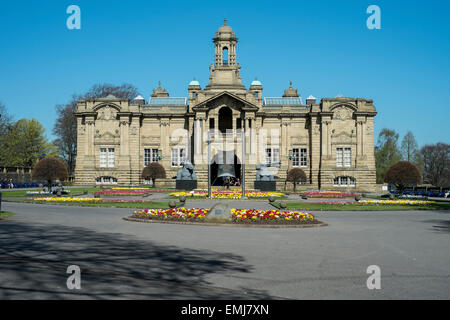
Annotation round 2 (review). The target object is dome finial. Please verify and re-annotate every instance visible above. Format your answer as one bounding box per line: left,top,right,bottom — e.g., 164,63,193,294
224,18,227,25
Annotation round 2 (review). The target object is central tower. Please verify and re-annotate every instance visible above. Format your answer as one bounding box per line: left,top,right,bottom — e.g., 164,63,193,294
205,19,246,93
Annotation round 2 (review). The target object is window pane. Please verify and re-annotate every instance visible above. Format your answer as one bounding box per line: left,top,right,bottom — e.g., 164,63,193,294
172,149,178,166
300,148,307,166
265,148,271,165
336,148,343,167
349,177,355,185
152,149,159,162
273,148,280,164
108,148,115,167
179,148,185,165
341,176,348,185
344,148,351,167
100,148,107,167
333,177,339,186
144,149,151,166
292,148,299,166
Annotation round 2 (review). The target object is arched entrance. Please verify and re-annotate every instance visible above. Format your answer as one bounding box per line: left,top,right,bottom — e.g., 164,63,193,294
210,151,241,186
218,106,233,134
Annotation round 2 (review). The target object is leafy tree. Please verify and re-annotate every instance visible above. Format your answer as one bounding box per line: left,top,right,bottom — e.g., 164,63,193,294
286,168,306,192
32,157,68,187
375,128,402,183
384,161,422,192
142,162,166,187
401,131,419,162
1,119,57,167
52,83,140,177
420,143,450,187
0,102,13,164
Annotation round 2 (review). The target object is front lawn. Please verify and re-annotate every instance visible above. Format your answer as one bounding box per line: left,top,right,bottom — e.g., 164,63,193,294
0,211,16,219
276,201,450,211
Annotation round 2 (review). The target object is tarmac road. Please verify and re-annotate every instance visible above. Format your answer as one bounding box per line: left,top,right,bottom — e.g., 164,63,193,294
0,201,449,299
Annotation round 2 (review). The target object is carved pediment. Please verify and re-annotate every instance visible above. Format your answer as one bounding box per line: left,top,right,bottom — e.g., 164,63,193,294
192,91,259,112
333,106,354,121
96,105,118,121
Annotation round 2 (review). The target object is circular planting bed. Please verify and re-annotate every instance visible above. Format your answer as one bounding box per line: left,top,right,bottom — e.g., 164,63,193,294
125,207,327,228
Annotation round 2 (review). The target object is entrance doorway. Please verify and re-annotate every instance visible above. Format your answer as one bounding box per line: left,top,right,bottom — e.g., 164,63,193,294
210,151,241,186
218,107,233,134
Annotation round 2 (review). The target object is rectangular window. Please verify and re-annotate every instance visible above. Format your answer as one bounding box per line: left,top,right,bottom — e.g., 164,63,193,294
265,148,272,166
273,148,280,165
171,148,185,167
108,148,115,168
144,149,151,166
292,148,299,167
300,148,307,167
100,148,107,167
344,148,351,167
349,177,355,186
336,148,343,167
172,149,178,167
341,176,348,186
152,149,159,162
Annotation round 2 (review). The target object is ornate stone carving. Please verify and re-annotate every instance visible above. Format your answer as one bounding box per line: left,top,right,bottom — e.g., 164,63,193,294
97,106,117,120
334,106,353,120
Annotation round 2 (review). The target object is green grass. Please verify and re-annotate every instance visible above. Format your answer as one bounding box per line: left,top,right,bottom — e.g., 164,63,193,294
2,198,170,209
0,187,102,197
0,211,16,219
276,202,450,211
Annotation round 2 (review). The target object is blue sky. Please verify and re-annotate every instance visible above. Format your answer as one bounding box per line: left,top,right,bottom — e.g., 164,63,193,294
0,0,449,146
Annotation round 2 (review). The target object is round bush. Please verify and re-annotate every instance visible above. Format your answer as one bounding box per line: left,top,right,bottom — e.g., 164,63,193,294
355,196,361,201
268,196,275,203
280,201,287,209
179,195,186,203
389,194,394,200
302,195,308,200
83,189,88,195
361,193,367,198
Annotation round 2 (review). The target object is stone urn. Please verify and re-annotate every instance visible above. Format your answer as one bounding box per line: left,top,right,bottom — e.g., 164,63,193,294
169,200,177,208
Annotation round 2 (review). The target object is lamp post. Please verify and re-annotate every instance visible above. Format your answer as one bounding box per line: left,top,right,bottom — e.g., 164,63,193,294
207,131,212,198
241,129,246,199
285,151,294,191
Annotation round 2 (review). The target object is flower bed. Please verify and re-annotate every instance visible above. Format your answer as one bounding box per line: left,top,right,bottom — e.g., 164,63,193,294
32,197,102,202
133,207,209,221
131,207,317,225
171,189,284,199
94,190,149,196
358,199,436,206
231,209,316,224
305,192,357,198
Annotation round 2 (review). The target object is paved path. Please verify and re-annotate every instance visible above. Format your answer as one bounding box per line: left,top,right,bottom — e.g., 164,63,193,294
0,201,449,299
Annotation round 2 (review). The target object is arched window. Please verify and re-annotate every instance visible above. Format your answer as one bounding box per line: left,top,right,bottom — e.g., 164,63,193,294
333,176,355,187
222,47,228,65
96,176,118,185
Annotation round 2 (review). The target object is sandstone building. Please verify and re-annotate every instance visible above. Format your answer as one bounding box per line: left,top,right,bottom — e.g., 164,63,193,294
74,20,377,191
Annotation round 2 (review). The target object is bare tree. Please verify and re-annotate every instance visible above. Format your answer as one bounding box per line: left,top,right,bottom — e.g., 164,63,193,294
53,84,140,177
286,168,307,192
420,143,450,187
401,131,419,162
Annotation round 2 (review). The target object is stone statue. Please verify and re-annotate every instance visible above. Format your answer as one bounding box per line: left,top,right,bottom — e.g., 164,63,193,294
255,164,275,181
176,161,198,190
176,161,197,180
